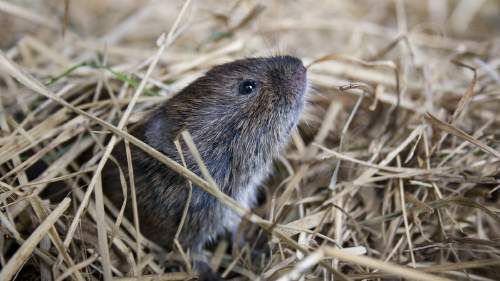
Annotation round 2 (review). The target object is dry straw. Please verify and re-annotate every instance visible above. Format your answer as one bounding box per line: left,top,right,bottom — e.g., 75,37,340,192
1,0,499,280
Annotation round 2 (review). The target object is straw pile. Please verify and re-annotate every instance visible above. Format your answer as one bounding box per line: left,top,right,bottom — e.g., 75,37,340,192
1,0,499,280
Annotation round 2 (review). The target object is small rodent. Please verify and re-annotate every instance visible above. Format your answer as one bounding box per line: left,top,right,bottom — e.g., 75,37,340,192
102,55,308,279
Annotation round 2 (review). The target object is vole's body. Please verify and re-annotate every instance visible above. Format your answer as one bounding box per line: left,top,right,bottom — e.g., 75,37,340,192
103,56,307,275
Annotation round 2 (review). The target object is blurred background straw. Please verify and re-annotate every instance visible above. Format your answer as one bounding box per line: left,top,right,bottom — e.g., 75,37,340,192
0,0,500,280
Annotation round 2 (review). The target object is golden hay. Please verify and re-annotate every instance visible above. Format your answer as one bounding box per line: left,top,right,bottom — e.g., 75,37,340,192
1,0,499,280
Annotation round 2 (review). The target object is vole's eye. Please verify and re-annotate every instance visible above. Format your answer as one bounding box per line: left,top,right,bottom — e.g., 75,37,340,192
238,80,257,95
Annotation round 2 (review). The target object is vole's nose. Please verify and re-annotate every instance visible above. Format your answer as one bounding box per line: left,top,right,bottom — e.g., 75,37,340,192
293,63,307,82
281,55,306,82
287,60,307,90
272,55,307,91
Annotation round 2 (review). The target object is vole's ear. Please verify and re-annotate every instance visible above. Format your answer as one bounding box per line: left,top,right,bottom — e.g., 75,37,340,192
144,109,177,153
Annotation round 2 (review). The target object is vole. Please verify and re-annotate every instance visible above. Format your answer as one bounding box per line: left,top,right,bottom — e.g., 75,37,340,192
102,55,308,279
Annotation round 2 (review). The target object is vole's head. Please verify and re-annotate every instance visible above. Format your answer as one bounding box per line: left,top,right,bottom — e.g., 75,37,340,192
147,56,308,160
180,55,307,130
200,55,307,115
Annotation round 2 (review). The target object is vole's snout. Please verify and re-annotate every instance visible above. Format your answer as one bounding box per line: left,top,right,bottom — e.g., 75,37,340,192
279,55,306,78
292,63,307,84
282,56,307,96
271,56,306,89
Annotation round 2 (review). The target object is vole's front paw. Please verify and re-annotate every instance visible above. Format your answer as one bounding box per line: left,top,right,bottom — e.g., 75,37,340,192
233,226,270,263
198,271,224,281
195,261,224,281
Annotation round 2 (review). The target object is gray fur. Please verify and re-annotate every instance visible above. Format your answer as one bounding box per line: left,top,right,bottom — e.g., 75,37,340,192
102,55,307,255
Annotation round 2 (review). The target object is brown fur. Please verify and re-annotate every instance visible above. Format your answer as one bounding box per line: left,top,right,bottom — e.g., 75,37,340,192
102,55,307,277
